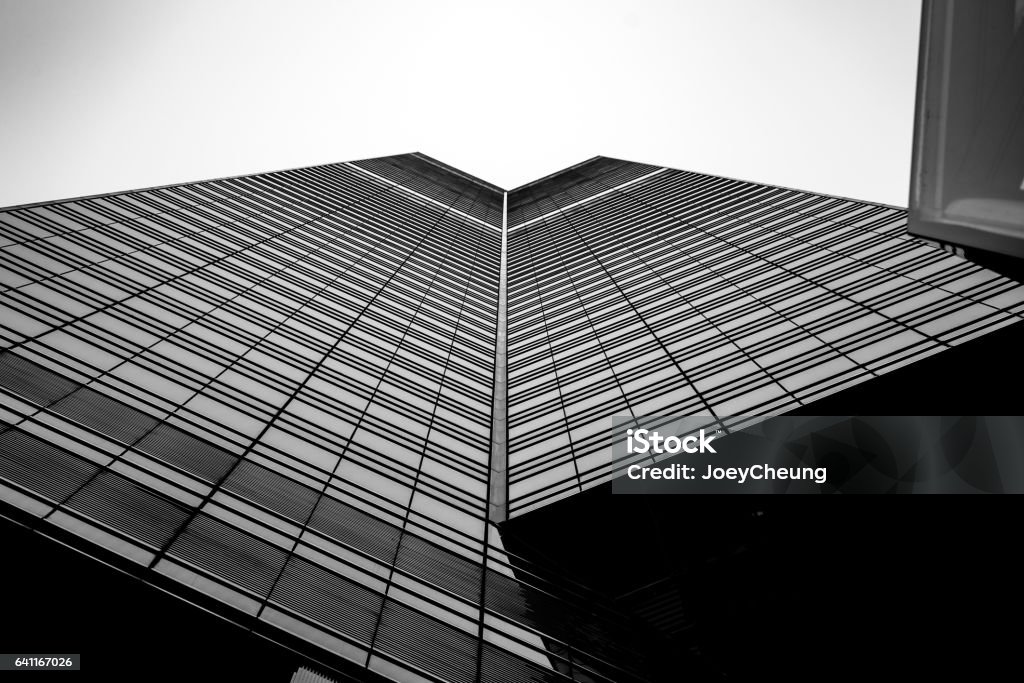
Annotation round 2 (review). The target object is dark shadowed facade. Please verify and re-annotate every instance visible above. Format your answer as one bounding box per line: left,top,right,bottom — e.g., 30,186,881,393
1,153,1023,681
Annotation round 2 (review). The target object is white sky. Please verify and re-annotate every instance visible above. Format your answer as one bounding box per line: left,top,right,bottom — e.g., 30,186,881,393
0,0,922,208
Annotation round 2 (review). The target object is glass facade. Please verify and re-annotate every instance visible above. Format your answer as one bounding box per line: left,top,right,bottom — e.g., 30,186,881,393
506,158,1024,516
0,154,651,683
1,152,1023,682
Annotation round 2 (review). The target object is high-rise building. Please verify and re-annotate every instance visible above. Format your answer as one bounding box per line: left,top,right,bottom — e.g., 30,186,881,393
1,153,1022,682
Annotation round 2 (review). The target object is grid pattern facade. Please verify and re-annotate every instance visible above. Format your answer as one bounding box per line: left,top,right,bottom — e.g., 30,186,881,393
0,157,653,683
3,153,1024,682
507,157,660,228
505,159,1024,516
351,153,504,230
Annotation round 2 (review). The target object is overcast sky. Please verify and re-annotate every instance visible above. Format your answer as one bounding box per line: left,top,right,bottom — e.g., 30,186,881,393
0,0,922,208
